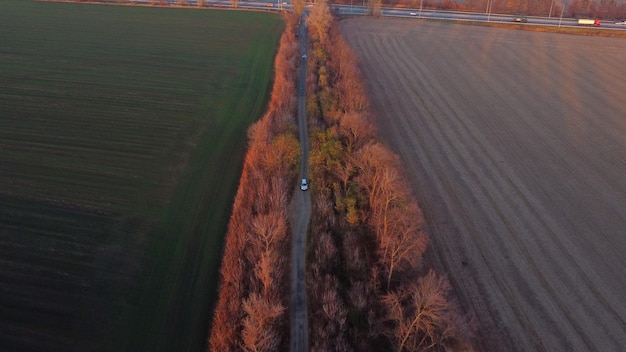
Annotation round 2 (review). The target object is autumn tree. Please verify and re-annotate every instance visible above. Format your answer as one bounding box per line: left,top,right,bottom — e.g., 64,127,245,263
303,7,475,351
384,271,473,352
263,134,300,178
369,0,383,16
208,192,249,351
293,0,306,14
241,294,285,352
337,111,376,153
308,232,351,352
208,17,300,352
308,0,333,44
350,142,429,288
379,202,428,288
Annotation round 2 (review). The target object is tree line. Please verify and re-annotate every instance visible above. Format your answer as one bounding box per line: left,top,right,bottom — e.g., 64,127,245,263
208,14,301,351
354,0,626,20
210,3,476,350
60,0,626,19
304,1,475,350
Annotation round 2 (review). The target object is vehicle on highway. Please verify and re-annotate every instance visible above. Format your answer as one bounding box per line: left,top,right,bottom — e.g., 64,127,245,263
615,20,626,25
410,12,417,16
300,178,308,191
577,19,601,26
514,17,528,23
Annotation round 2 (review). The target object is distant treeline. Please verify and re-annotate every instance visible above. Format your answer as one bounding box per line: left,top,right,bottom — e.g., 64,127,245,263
55,0,626,19
335,0,626,19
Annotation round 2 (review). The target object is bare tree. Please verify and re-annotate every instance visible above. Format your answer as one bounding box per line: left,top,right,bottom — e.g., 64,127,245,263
314,231,339,269
252,211,288,251
338,111,375,152
383,272,461,352
378,202,428,288
209,214,248,351
309,273,349,351
242,294,285,352
353,143,399,222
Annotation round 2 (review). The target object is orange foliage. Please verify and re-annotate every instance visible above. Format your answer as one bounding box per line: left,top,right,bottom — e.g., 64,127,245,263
304,5,475,351
384,271,474,351
208,15,300,352
241,294,285,352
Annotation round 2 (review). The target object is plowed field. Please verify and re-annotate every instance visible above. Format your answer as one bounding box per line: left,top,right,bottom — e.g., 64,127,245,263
340,18,626,351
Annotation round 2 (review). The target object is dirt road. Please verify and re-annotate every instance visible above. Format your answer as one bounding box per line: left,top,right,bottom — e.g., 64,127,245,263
290,18,310,352
340,18,626,351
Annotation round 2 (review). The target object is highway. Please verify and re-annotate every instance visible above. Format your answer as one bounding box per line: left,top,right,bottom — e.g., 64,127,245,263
96,0,626,30
336,5,626,30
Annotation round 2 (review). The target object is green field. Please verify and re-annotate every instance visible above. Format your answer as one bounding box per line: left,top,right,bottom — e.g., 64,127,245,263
0,1,284,351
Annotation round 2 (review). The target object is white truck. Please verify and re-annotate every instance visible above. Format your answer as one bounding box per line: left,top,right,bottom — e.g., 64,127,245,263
578,19,601,26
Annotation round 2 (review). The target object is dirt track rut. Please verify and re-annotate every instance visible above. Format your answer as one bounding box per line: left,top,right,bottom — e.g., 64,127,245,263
340,18,626,351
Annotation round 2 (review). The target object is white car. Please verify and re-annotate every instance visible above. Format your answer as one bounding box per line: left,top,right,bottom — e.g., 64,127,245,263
409,12,417,16
615,20,626,25
300,178,308,191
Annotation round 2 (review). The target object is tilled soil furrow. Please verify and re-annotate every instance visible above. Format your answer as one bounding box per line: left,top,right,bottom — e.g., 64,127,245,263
353,33,538,351
427,34,626,344
391,41,603,351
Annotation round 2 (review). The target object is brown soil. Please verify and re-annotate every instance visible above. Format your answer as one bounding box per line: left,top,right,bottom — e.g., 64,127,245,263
340,17,626,352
